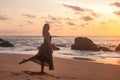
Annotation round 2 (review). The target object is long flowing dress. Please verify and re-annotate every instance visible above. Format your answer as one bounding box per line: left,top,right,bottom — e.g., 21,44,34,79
19,34,54,70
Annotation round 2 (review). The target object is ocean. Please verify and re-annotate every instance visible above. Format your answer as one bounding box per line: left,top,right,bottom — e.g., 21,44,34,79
0,36,120,65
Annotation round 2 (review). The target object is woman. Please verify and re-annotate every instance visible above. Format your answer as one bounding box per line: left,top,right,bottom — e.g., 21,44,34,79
19,23,54,73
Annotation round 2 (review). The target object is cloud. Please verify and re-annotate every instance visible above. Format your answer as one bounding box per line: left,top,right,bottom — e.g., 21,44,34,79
81,16,93,21
80,24,85,27
114,11,120,16
67,21,75,26
46,15,72,23
63,4,100,18
111,2,120,8
26,21,33,25
90,12,100,17
0,15,9,20
46,15,61,24
111,2,120,16
18,21,34,27
84,8,100,17
65,17,72,20
22,14,36,18
42,15,77,27
63,4,85,12
42,15,63,27
23,20,34,25
48,15,76,26
79,23,89,27
48,15,58,21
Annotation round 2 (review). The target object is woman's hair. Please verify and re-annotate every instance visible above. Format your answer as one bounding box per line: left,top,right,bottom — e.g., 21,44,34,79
43,23,50,36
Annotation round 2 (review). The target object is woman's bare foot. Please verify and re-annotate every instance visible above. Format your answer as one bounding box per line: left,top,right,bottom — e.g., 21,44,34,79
39,71,46,75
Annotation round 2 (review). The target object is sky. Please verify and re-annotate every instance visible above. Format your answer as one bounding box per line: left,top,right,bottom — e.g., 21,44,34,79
0,0,120,36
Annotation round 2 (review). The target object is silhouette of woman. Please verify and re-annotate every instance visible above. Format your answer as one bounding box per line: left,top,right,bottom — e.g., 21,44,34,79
19,23,54,73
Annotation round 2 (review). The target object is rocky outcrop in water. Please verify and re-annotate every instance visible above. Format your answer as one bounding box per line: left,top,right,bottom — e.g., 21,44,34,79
37,44,60,50
51,44,60,50
115,44,120,51
56,44,66,47
99,46,112,51
0,38,14,47
71,37,112,51
0,38,4,42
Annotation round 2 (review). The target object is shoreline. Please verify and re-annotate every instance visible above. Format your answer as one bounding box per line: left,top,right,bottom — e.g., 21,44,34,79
1,51,120,66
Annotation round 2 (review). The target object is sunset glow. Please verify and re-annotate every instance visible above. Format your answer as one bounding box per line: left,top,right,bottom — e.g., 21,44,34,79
0,0,120,36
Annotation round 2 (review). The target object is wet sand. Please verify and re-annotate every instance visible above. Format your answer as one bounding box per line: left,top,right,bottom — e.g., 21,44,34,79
0,53,120,80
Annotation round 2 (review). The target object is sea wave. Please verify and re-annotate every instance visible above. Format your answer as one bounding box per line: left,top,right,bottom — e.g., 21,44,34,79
1,36,120,62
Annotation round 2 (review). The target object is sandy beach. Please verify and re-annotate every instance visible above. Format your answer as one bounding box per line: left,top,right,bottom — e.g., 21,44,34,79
0,53,120,80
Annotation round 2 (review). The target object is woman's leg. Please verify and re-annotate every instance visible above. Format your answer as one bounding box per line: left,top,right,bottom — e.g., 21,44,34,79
41,60,45,73
41,63,44,73
49,58,54,70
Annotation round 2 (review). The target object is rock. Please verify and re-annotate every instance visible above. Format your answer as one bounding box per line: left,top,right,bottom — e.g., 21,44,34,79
38,44,60,50
74,37,94,45
0,38,4,42
56,44,66,47
71,37,100,51
71,37,112,51
115,44,120,51
0,41,14,47
99,46,113,52
88,43,100,51
51,44,60,50
0,38,15,47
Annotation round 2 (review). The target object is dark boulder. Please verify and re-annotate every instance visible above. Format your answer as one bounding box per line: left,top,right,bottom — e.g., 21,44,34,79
0,38,4,42
115,44,120,51
71,37,111,51
71,37,100,51
0,41,14,47
88,43,100,51
74,37,93,45
51,44,60,50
